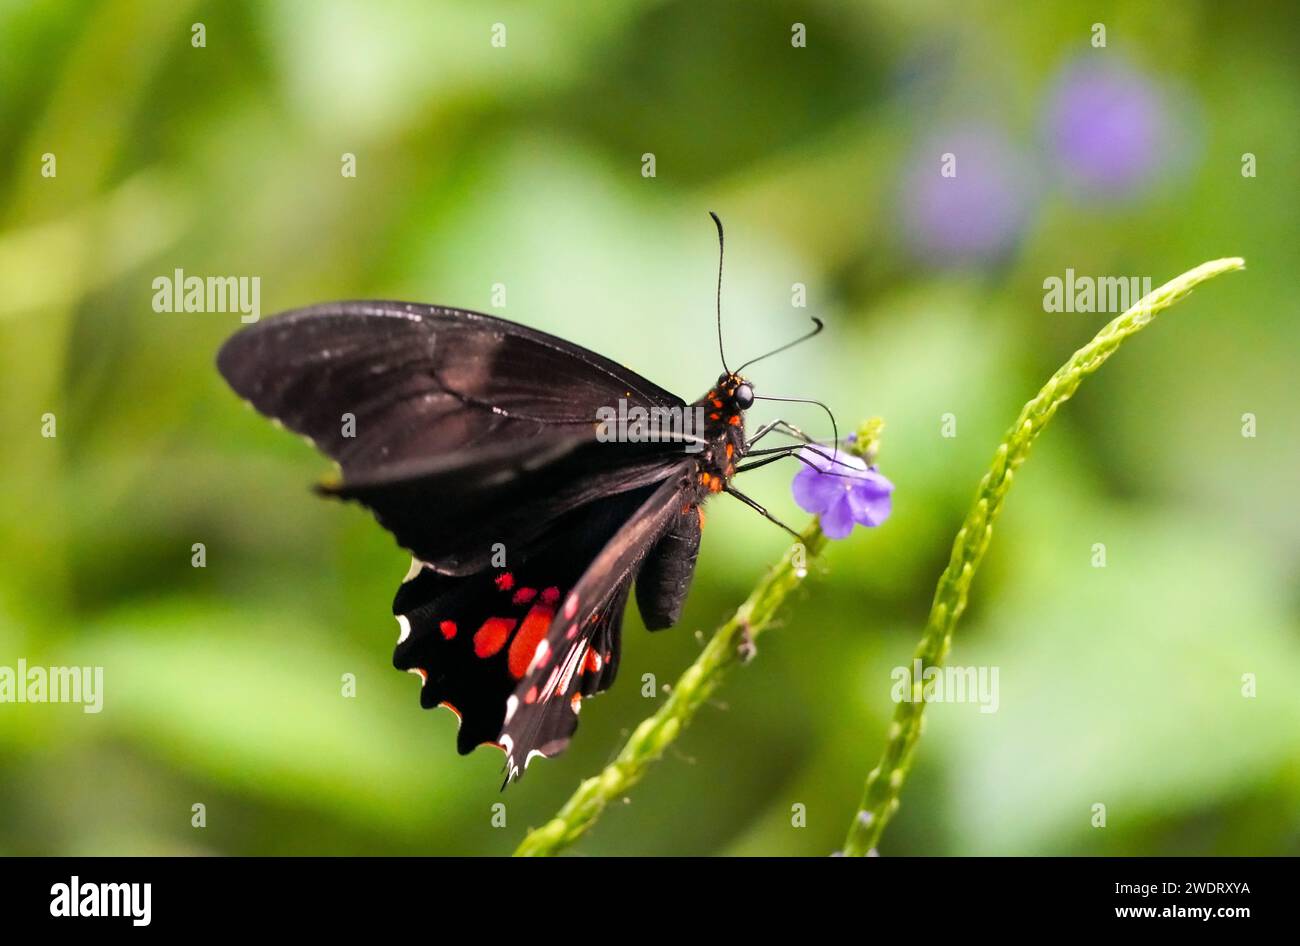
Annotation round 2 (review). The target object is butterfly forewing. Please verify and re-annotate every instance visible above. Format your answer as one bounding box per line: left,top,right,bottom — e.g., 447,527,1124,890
216,301,684,477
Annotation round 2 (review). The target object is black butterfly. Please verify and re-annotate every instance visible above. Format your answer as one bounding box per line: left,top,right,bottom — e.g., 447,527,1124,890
216,214,834,784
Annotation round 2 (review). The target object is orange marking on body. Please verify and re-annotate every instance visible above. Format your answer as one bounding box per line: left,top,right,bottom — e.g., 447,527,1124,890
508,603,555,679
699,472,710,486
512,587,537,605
541,586,561,605
439,620,457,640
697,506,706,529
708,475,723,493
710,412,720,421
728,414,741,426
711,398,723,409
494,572,514,591
725,443,734,459
473,616,516,658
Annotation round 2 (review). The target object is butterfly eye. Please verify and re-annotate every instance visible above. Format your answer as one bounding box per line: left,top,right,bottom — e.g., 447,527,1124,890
734,383,754,410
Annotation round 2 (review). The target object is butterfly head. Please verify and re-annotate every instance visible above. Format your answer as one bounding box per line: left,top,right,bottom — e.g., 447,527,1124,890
716,373,754,412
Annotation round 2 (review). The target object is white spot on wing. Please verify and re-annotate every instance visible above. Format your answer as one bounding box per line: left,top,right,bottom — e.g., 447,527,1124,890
396,615,411,643
524,749,547,770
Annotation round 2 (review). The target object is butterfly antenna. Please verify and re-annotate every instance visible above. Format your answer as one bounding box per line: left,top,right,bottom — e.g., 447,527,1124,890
709,211,731,375
735,317,824,374
752,393,840,460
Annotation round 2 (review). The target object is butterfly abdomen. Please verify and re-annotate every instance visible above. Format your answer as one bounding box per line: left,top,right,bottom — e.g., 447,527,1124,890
634,512,703,630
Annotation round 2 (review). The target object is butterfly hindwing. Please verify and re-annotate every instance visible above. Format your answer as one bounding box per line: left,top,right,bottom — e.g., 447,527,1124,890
501,467,697,780
391,466,698,782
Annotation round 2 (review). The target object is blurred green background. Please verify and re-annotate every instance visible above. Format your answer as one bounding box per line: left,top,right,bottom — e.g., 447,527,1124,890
2,0,1297,856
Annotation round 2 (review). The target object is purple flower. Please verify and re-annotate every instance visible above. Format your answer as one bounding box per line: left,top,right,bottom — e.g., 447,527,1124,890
1043,59,1175,198
791,447,894,540
900,124,1037,265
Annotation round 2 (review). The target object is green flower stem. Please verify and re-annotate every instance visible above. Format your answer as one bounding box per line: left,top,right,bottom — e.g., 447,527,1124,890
514,421,885,856
840,257,1244,857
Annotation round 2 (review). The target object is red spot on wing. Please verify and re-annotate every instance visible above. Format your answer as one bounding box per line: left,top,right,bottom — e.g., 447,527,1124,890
583,648,603,674
541,586,561,605
508,603,556,679
494,572,515,591
524,685,538,704
439,620,457,640
473,617,516,658
512,587,537,605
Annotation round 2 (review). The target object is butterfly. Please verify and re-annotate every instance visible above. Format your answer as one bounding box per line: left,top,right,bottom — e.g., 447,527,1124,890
216,214,835,784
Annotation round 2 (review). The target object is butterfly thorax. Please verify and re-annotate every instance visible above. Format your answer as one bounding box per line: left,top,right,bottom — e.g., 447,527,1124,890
690,373,750,497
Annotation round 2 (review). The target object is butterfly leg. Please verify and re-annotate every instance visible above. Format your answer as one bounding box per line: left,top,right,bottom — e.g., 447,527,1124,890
744,420,788,450
746,418,817,450
723,485,802,540
737,445,860,476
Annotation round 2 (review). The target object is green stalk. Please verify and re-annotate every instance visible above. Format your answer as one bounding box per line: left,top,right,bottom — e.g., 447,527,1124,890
515,422,885,856
840,257,1244,856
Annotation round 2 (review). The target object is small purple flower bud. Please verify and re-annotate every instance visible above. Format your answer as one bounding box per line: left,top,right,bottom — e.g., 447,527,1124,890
900,124,1037,265
1043,59,1175,198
